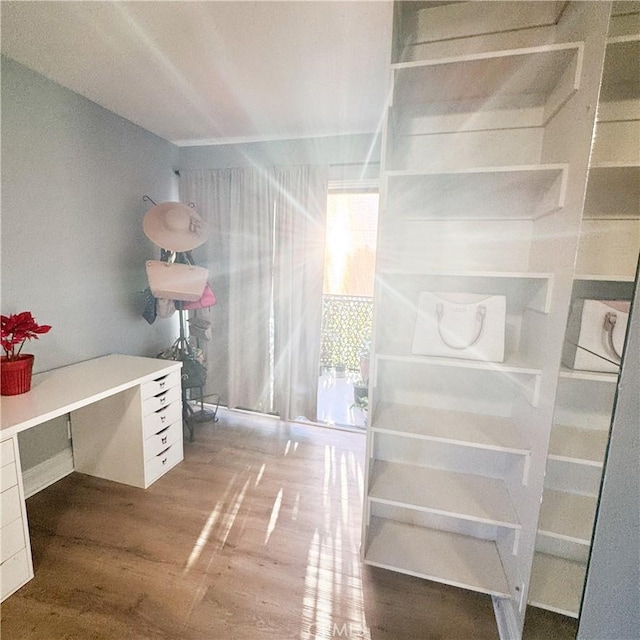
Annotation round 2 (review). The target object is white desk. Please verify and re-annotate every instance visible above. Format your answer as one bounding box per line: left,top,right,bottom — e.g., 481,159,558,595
0,354,183,601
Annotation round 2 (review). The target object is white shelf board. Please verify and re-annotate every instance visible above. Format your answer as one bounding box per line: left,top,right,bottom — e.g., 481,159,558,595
365,517,510,597
601,37,640,102
376,350,542,406
391,44,582,126
528,553,586,618
538,490,597,545
377,348,542,377
548,425,609,467
559,367,619,383
584,164,640,219
375,270,554,313
385,164,568,220
574,273,636,283
369,459,520,529
372,402,529,455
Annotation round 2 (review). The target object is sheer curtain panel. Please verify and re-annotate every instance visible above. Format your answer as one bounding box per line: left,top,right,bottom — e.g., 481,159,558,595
179,169,273,413
179,165,328,421
272,165,328,422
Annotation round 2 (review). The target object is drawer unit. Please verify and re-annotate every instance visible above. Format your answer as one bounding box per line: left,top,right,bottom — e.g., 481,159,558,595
1,548,31,601
141,370,181,400
1,461,18,493
1,356,183,601
1,486,22,528
1,519,26,564
1,436,33,602
143,400,182,439
146,440,183,486
145,421,182,459
1,439,16,467
142,384,181,416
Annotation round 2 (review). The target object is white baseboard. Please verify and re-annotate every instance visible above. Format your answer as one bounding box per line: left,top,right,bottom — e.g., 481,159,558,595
23,449,74,498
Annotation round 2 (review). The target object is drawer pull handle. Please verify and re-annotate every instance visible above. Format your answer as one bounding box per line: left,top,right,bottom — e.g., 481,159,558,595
159,396,167,404
161,436,168,444
159,381,166,389
162,457,168,465
160,415,167,423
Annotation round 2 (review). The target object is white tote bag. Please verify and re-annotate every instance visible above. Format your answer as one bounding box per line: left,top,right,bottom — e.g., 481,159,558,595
145,260,209,302
563,299,630,372
411,292,506,362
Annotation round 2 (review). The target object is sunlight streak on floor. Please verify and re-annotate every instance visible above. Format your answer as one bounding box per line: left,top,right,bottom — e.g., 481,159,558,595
265,487,283,544
300,443,371,640
255,462,266,486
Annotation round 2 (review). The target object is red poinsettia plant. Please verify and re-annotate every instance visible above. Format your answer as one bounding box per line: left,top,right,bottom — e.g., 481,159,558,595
1,312,52,361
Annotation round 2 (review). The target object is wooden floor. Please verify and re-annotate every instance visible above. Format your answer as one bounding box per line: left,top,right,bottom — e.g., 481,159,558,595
2,409,577,639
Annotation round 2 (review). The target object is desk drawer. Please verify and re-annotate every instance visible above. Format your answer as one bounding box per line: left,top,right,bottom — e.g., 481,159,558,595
1,461,18,493
1,439,15,467
141,369,181,400
142,384,181,416
1,548,31,601
1,518,25,564
146,440,183,485
1,486,22,528
143,400,182,439
145,421,182,460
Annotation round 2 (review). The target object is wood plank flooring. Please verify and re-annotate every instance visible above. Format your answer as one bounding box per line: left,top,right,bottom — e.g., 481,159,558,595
1,409,576,639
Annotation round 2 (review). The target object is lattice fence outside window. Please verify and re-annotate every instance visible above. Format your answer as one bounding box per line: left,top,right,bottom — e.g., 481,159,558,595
320,294,373,372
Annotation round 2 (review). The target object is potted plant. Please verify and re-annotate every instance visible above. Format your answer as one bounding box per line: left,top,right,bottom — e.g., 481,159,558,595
1,311,52,395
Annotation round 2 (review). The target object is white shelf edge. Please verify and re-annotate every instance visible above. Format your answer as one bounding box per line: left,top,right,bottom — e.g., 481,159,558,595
606,34,640,45
536,529,592,547
377,352,543,377
368,460,521,530
528,553,586,619
547,453,603,469
371,402,530,456
385,163,568,178
365,517,510,598
372,425,529,456
390,42,583,71
574,274,636,283
559,367,619,383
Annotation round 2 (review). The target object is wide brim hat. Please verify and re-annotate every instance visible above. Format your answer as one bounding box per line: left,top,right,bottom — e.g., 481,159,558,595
143,202,208,252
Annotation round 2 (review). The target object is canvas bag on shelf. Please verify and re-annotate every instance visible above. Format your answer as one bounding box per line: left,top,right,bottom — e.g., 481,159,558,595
411,292,506,362
145,260,208,302
563,299,630,373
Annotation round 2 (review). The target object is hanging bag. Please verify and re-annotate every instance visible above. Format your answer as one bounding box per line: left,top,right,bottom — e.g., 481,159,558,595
158,339,207,389
145,260,208,302
411,292,506,362
563,299,630,372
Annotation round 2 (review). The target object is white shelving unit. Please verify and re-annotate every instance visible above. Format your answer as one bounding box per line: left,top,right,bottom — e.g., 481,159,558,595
529,4,640,620
363,3,613,638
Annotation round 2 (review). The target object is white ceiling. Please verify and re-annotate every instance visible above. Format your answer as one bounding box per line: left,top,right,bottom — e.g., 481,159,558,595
1,1,394,146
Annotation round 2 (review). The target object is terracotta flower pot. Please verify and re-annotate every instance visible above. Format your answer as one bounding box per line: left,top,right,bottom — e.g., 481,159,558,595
1,354,35,396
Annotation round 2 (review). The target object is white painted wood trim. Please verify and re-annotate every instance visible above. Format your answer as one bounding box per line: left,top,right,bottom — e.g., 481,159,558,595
22,449,74,499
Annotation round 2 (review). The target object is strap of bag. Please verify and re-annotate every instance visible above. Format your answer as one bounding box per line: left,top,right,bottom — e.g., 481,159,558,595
603,312,622,362
436,303,486,350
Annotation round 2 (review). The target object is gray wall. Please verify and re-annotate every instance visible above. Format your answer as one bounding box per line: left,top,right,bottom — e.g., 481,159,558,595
2,57,180,469
577,271,640,640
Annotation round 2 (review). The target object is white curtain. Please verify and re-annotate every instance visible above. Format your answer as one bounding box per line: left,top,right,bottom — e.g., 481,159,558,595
179,165,328,421
179,168,273,413
272,165,328,422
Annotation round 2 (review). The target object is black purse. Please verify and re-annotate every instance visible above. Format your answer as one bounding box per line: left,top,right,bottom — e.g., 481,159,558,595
158,339,207,389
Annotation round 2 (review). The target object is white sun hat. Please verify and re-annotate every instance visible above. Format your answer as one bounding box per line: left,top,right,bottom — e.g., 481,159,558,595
143,201,208,252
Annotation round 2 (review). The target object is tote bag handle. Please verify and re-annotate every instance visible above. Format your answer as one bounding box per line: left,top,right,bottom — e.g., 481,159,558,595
603,312,623,361
436,303,487,350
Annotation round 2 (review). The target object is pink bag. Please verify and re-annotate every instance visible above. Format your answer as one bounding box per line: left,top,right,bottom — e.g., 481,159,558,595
182,284,217,310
